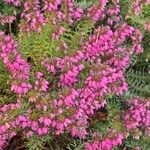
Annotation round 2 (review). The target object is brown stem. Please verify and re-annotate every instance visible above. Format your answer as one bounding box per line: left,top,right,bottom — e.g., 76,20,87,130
9,23,12,36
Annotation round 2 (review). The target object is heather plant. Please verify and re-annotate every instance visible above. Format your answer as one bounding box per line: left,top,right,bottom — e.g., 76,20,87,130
0,0,150,150
122,0,150,98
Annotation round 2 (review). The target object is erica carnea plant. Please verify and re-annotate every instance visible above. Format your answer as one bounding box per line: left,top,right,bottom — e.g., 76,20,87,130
0,0,149,149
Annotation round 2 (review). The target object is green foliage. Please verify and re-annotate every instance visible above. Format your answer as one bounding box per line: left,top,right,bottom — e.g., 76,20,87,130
67,139,84,150
124,135,150,150
75,0,94,9
19,23,54,68
0,0,16,15
26,134,52,150
0,59,15,105
106,97,124,132
0,0,150,149
19,20,94,72
62,20,94,53
0,0,19,33
125,59,150,98
141,32,150,61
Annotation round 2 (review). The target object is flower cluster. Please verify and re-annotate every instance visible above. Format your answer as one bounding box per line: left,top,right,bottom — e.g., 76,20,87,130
53,56,84,86
124,97,150,138
0,15,16,25
86,0,122,24
144,21,150,32
106,0,121,25
43,0,62,12
34,72,49,92
65,0,83,22
0,102,21,147
84,64,128,96
0,32,32,95
86,0,108,22
3,0,21,6
0,0,145,149
20,0,45,32
83,24,143,66
132,0,150,14
52,26,65,40
85,131,124,150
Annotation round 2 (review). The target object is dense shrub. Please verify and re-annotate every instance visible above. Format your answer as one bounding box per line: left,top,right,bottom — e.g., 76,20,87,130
0,0,150,149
